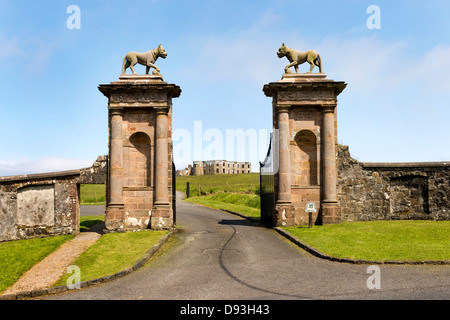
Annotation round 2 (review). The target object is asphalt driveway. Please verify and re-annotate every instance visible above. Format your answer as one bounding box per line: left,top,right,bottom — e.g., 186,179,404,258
46,193,449,300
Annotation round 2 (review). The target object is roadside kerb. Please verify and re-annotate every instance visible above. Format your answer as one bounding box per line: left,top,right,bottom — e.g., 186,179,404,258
274,227,450,266
218,207,450,266
0,230,174,300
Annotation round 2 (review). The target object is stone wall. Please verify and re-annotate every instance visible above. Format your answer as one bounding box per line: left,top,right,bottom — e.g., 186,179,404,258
338,145,450,221
0,170,81,242
79,155,108,184
176,165,192,177
0,156,108,242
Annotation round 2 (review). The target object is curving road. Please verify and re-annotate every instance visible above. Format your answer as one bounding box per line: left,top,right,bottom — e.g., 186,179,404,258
45,193,449,300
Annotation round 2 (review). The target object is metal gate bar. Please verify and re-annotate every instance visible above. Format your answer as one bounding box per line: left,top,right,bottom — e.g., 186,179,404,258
260,133,275,227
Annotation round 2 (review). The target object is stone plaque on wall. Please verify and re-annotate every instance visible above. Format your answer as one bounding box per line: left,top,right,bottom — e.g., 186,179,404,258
17,185,55,227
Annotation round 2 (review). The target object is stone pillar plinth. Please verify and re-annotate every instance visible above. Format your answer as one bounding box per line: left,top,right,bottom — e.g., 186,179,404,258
99,74,181,232
263,73,347,226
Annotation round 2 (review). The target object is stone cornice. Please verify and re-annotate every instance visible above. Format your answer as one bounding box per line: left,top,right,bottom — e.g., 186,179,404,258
98,82,182,103
263,77,347,104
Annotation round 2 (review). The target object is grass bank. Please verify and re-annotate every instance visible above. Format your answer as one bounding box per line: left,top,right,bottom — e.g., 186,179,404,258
283,221,450,262
80,215,105,232
176,173,260,196
185,193,261,220
55,230,168,286
0,235,74,293
80,184,105,205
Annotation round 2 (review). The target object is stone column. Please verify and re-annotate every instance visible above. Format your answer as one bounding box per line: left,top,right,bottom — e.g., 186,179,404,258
105,109,125,231
321,105,340,224
154,107,169,206
151,106,172,230
277,106,291,204
109,110,124,205
272,106,295,226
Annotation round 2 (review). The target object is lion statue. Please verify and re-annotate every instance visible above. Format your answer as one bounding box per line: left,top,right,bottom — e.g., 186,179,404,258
122,44,168,75
277,43,322,74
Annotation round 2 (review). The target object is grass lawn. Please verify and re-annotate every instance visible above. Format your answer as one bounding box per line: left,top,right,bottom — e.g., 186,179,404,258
80,184,105,205
185,193,261,220
283,220,450,262
176,173,260,196
55,230,168,286
80,215,105,232
0,235,74,293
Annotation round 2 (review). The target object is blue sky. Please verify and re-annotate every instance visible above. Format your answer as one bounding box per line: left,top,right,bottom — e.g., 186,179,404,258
1,0,450,175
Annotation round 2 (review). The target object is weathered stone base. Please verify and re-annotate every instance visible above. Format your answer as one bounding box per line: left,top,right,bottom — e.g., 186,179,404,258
292,187,320,226
150,206,173,230
274,203,295,227
320,202,341,225
124,209,152,230
105,205,125,232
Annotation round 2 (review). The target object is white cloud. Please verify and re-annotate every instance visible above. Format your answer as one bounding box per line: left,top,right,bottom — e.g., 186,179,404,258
180,26,450,97
0,34,58,75
317,36,450,95
178,9,285,86
188,30,449,98
319,37,408,92
0,157,93,177
391,44,450,93
0,36,23,61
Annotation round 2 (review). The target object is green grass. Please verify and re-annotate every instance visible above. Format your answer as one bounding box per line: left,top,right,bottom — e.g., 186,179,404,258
0,235,74,293
185,193,261,220
283,221,450,261
177,174,450,262
55,230,168,285
177,173,262,219
80,184,105,205
176,173,260,196
80,215,105,232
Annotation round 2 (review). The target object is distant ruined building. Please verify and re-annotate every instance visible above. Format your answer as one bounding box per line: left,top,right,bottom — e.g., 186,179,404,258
177,160,252,176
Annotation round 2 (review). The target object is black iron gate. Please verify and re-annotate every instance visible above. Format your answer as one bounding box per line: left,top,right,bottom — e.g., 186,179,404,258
259,133,275,227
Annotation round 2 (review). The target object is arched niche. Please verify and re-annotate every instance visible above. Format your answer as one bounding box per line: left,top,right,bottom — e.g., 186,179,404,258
291,130,318,186
126,132,151,187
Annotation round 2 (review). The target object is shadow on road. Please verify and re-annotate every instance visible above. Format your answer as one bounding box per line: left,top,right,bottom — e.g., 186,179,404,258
218,219,254,226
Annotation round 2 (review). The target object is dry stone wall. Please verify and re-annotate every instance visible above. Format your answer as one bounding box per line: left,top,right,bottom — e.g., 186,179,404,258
0,171,80,242
0,156,108,242
338,145,450,221
79,155,108,184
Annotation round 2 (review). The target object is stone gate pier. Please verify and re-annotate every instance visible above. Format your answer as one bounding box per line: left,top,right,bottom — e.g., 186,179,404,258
99,75,181,232
263,73,347,227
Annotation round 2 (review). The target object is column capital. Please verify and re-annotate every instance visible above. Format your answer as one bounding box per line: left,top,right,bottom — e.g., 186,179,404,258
322,104,337,113
275,105,291,113
110,109,124,116
154,107,170,116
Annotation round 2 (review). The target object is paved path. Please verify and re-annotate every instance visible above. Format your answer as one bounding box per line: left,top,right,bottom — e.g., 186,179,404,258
41,193,449,300
80,205,105,217
4,232,101,296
